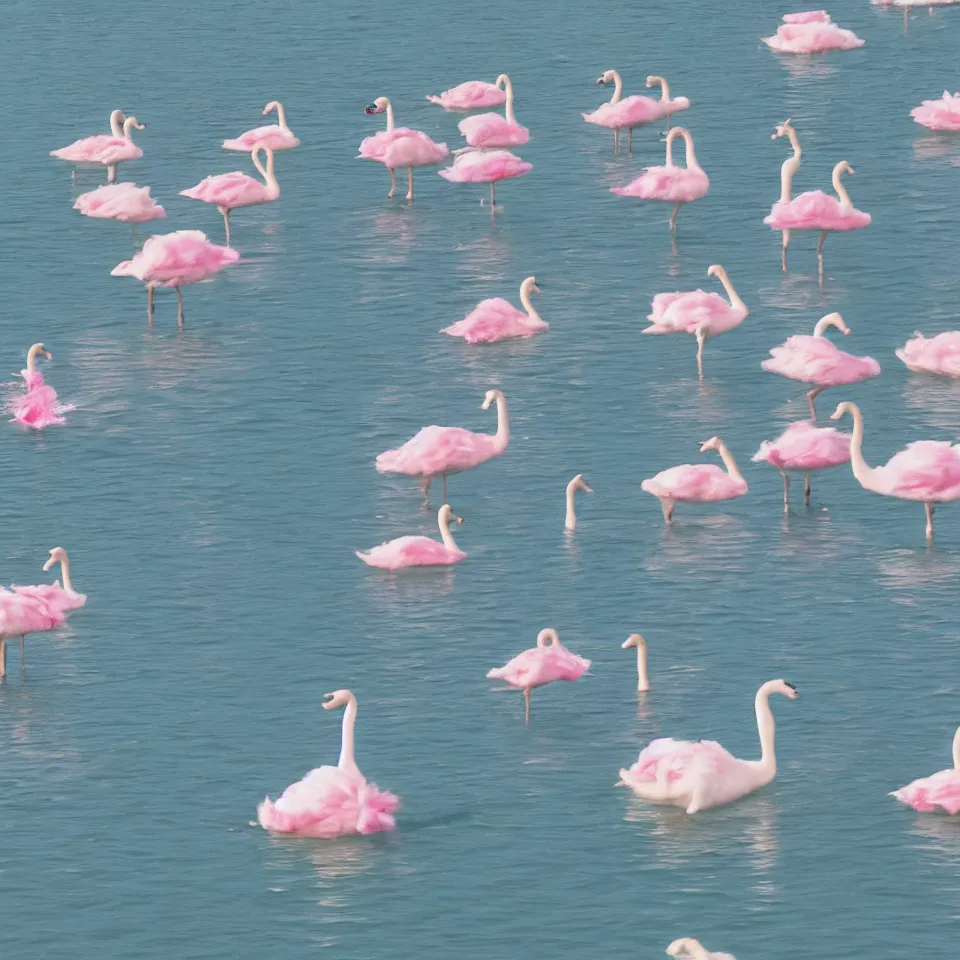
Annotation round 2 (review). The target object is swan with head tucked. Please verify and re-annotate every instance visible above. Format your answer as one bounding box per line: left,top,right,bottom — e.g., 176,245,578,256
180,145,280,245
441,277,548,344
831,401,960,540
666,937,736,960
622,634,649,692
619,679,798,813
564,474,594,531
375,389,510,501
257,689,400,838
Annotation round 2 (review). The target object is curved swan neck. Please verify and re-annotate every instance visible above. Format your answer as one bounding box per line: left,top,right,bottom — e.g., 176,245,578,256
832,163,853,211
122,117,139,140
271,101,288,129
518,281,541,321
58,552,75,593
711,267,747,314
664,126,682,166
756,682,779,773
338,695,360,776
679,129,700,170
26,344,45,374
252,147,277,188
565,480,579,531
109,110,125,137
952,727,960,770
501,76,516,124
438,510,460,552
780,153,800,203
844,404,875,487
493,392,509,449
609,71,623,105
536,628,559,648
813,313,844,338
713,440,745,483
652,76,670,101
635,643,649,692
384,99,394,133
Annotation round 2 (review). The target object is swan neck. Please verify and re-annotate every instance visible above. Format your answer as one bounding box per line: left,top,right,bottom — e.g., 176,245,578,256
273,102,288,129
813,314,840,338
58,553,74,593
681,130,699,170
564,481,578,531
503,78,516,124
755,683,778,774
657,77,670,102
952,727,960,770
384,100,394,133
779,153,800,203
26,345,42,374
338,696,360,776
438,511,460,552
518,283,540,321
636,644,649,692
713,268,747,314
109,110,125,137
253,147,277,188
665,127,680,166
610,72,623,105
833,164,852,210
846,405,875,487
123,118,138,140
493,393,509,450
715,441,745,483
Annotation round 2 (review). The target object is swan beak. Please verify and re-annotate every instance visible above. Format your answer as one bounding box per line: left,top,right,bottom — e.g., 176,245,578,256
42,558,55,572
847,166,855,175
595,77,605,86
44,351,52,360
829,408,842,421
454,516,464,525
582,483,594,494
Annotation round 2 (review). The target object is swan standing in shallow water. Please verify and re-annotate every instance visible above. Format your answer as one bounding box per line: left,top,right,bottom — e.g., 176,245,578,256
457,74,529,148
564,474,593,531
622,634,649,692
375,389,510,501
831,401,960,540
618,679,798,813
257,690,399,838
767,118,802,270
583,71,689,151
222,101,300,151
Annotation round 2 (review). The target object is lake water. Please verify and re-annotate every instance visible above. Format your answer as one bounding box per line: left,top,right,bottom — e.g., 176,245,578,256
2,2,959,958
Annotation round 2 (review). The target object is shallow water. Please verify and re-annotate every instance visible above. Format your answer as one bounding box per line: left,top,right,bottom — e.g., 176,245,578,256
2,2,960,958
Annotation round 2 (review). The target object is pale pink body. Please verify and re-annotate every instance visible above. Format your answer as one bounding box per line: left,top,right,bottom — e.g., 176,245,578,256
459,113,529,148
13,548,86,619
223,101,300,151
51,132,142,165
258,690,399,838
753,421,851,472
358,129,449,169
112,230,239,288
181,150,279,212
438,149,532,183
487,641,591,689
897,331,960,377
911,92,960,131
891,728,960,815
583,72,689,130
642,464,747,503
0,588,66,677
441,277,546,344
619,680,798,814
763,13,865,52
646,290,744,337
763,333,881,387
765,191,871,231
74,183,166,223
860,443,960,501
10,370,68,430
357,505,466,569
427,81,506,111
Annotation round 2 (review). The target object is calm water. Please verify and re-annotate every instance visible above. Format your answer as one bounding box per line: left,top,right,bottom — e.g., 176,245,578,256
2,2,959,957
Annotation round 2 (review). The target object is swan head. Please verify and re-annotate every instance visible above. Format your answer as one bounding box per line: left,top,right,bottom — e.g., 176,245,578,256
43,547,67,572
125,116,145,132
495,74,510,89
773,118,793,140
622,633,646,650
645,75,664,89
568,474,593,495
323,689,354,711
262,101,280,116
364,97,389,115
820,312,850,336
699,437,723,454
28,343,52,362
706,264,725,280
481,388,503,411
837,160,855,176
521,276,541,296
536,628,561,647
666,939,704,959
830,401,857,422
438,504,463,526
596,70,617,86
773,679,799,700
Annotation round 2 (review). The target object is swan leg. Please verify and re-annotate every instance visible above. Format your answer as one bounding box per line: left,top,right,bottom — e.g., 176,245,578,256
781,470,790,511
695,328,706,379
660,497,676,523
441,475,447,502
489,182,498,210
147,284,155,323
420,477,431,501
781,229,790,271
222,208,231,246
804,473,812,506
807,387,823,420
176,288,184,328
925,502,935,540
817,231,827,283
71,167,76,184
670,202,680,233
524,688,531,725
405,166,414,201
614,128,620,153
628,126,633,154
20,635,25,668
0,638,5,678
107,163,117,184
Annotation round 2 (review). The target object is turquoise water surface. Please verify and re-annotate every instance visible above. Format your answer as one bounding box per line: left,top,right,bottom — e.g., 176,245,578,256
2,2,959,958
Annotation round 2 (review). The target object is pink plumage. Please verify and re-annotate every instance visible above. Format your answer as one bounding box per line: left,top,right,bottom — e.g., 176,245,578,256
762,335,881,386
376,426,502,477
441,278,547,344
357,536,465,569
74,183,166,224
897,331,960,377
487,643,591,688
583,96,665,129
764,190,871,231
50,134,142,165
611,166,708,202
891,728,960,815
869,441,960,502
357,128,448,169
223,102,299,151
642,463,747,502
763,14,865,52
427,81,507,111
257,767,399,837
0,590,65,637
181,159,279,211
111,230,239,288
438,149,532,183
645,290,746,338
911,92,960,131
10,370,69,430
621,737,738,786
782,9,832,22
752,421,851,471
458,113,529,148
13,583,86,617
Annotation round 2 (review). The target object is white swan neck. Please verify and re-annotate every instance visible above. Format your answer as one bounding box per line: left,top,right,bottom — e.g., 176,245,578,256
755,682,778,776
714,440,745,483
832,163,853,211
952,727,960,770
564,480,579,531
609,71,623,105
252,147,278,189
273,102,288,129
518,281,541,322
712,267,747,314
845,404,876,488
109,110,125,137
493,392,509,450
502,76,516,124
680,129,700,171
438,510,460,552
384,100,394,133
338,696,361,776
635,643,649,692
